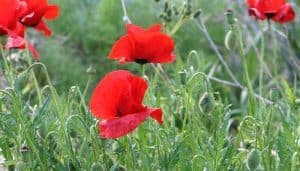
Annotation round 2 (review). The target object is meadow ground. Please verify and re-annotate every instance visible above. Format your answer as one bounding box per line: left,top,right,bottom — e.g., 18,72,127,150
1,0,300,170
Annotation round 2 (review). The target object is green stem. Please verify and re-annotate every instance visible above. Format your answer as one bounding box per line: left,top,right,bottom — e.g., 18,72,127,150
236,23,256,115
24,41,42,105
259,25,265,97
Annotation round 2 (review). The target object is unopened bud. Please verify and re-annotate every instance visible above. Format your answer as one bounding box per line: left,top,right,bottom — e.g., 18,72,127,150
225,9,235,25
199,93,215,113
110,164,126,171
91,163,104,171
247,149,261,171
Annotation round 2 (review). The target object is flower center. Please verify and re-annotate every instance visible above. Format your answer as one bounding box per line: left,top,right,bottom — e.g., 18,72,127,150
134,59,148,65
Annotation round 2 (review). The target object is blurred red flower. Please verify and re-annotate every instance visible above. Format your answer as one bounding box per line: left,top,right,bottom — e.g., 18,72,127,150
247,0,295,23
0,0,26,46
19,0,60,36
89,70,163,138
109,24,175,64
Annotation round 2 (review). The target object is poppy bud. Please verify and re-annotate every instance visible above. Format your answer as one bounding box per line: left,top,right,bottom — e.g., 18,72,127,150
269,88,280,102
91,162,104,171
110,164,126,171
193,9,201,18
199,93,215,113
247,149,261,171
87,65,96,75
178,70,187,85
225,10,235,26
227,119,239,137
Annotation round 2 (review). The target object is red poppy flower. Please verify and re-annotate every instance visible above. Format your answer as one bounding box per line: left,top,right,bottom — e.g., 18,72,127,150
89,70,163,138
109,24,175,64
19,0,60,36
246,0,296,23
0,0,25,37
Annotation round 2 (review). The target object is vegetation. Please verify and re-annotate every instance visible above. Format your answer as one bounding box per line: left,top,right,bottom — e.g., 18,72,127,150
1,0,300,170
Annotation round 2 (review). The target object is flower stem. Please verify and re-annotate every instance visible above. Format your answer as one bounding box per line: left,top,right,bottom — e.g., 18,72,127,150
121,0,131,23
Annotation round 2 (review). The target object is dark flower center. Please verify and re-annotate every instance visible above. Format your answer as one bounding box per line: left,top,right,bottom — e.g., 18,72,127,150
135,59,148,65
265,12,276,19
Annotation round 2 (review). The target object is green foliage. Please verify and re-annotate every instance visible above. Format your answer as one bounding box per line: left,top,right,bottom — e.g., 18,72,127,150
1,0,300,170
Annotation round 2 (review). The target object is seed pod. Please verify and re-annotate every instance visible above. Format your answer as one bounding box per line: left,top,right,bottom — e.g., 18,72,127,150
91,162,105,171
225,10,235,25
110,164,126,171
199,93,215,113
247,149,261,171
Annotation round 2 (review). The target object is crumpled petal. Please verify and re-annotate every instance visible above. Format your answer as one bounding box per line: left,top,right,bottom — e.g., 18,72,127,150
272,3,295,23
99,108,162,138
44,5,60,19
89,70,131,120
108,35,135,64
34,20,52,36
126,24,145,34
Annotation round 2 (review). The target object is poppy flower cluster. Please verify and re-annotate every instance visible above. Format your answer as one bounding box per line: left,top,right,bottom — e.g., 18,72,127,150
0,0,59,58
89,24,175,138
246,0,295,23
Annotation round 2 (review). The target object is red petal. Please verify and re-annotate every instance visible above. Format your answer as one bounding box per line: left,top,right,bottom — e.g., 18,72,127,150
248,8,267,20
0,0,18,30
27,43,39,59
34,20,52,36
89,70,132,120
117,74,148,115
44,5,60,19
5,36,25,49
99,108,162,138
126,24,145,34
108,35,135,63
246,0,258,8
133,32,175,63
147,24,162,32
272,3,296,23
257,0,285,13
149,108,163,125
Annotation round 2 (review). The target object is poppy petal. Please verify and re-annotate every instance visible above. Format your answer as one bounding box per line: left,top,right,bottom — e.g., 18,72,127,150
133,32,175,63
248,8,266,20
90,70,132,120
126,24,145,34
246,0,258,8
147,24,162,32
44,5,60,19
99,108,162,138
34,20,52,36
272,3,296,23
108,35,135,63
149,108,163,125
